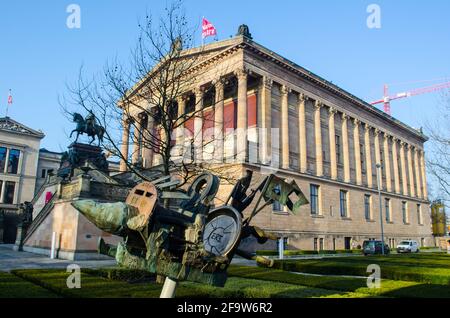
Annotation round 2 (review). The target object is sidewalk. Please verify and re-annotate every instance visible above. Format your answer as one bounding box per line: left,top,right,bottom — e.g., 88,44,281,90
0,244,116,272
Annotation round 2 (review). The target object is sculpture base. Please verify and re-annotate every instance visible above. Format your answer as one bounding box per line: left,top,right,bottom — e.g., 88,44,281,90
58,142,109,178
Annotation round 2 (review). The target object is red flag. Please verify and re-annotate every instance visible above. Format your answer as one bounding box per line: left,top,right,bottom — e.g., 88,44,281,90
7,90,12,105
202,18,217,39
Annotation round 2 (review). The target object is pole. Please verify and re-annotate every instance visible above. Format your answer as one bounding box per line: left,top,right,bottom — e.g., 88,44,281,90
50,231,57,259
160,277,177,298
278,237,284,260
376,164,385,255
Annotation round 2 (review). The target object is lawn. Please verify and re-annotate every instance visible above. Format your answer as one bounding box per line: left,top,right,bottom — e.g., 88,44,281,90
9,268,367,298
271,253,450,285
0,271,58,298
2,253,448,298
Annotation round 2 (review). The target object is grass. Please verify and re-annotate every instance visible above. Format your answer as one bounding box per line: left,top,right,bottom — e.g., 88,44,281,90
10,268,367,298
271,253,450,285
228,266,450,298
0,271,58,298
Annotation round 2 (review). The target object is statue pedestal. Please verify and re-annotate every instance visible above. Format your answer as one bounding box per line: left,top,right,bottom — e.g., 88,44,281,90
58,142,108,178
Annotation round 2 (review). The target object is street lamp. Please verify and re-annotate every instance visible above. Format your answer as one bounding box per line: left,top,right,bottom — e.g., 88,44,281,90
375,163,385,255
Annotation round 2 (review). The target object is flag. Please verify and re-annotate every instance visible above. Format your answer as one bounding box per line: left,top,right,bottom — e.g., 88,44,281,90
7,90,12,105
202,18,217,39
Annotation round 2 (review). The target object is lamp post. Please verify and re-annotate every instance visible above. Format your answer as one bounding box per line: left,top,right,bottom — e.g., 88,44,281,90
375,163,385,255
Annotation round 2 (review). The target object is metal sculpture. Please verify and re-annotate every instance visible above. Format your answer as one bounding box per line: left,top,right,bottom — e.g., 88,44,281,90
69,111,105,145
71,169,308,297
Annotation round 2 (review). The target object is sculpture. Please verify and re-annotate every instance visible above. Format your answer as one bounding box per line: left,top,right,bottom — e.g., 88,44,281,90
71,169,308,296
69,111,105,145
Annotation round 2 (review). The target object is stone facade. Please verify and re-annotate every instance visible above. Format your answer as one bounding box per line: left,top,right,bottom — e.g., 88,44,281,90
121,29,433,250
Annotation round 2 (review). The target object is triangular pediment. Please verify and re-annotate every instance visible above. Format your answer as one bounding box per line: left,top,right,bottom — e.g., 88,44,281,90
0,117,45,138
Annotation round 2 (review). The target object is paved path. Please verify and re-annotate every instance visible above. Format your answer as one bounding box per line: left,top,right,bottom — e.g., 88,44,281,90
0,244,116,272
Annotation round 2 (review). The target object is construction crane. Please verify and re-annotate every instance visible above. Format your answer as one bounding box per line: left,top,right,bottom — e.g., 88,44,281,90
370,81,450,115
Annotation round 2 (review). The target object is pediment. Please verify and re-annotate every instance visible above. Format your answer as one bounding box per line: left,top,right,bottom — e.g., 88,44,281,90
0,117,45,138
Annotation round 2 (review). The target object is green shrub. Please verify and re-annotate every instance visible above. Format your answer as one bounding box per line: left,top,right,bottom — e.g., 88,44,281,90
83,267,154,282
256,249,361,256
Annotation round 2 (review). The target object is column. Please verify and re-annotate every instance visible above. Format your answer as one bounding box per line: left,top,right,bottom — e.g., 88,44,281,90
194,88,204,162
341,114,350,183
391,138,401,194
298,93,307,173
142,114,154,168
176,95,186,154
259,77,272,165
131,115,142,164
407,144,416,197
399,141,408,195
364,124,373,188
353,119,362,185
235,69,248,162
373,129,382,190
314,100,323,176
420,150,428,199
214,80,224,162
120,114,131,172
328,107,337,180
281,85,290,169
383,133,392,192
414,147,422,198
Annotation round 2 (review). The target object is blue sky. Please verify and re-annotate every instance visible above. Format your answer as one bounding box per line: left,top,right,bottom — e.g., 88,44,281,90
1,0,449,197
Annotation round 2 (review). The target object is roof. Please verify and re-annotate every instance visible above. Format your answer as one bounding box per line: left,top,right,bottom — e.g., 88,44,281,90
126,31,428,142
39,148,63,155
0,117,45,139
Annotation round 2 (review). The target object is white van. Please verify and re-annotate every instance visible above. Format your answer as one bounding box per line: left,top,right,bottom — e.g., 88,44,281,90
396,240,419,253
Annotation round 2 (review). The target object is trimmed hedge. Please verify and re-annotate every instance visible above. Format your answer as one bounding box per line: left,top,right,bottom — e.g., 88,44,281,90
10,268,362,298
270,256,450,285
228,266,450,298
256,249,362,256
0,271,58,298
82,267,154,283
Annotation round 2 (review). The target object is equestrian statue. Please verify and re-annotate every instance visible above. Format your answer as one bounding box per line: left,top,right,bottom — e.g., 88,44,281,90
70,111,105,145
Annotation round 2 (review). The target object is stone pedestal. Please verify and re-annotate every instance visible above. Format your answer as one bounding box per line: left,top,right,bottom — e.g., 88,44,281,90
58,142,109,178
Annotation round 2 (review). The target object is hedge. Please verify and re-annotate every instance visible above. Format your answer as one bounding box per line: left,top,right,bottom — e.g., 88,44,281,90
256,249,362,256
270,257,450,285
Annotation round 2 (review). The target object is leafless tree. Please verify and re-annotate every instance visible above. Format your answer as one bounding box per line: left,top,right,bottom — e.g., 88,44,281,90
425,89,450,204
62,1,241,187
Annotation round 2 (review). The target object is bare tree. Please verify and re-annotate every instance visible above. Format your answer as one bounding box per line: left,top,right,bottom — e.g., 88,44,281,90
425,89,450,204
62,1,241,187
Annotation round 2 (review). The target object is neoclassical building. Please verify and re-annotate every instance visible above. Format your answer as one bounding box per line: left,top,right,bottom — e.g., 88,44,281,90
120,26,433,250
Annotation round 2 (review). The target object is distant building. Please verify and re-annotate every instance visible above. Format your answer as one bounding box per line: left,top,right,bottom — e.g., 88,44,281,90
35,148,63,193
431,200,447,237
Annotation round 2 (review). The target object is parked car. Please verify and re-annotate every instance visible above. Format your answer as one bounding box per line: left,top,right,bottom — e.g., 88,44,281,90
363,240,390,255
396,240,419,253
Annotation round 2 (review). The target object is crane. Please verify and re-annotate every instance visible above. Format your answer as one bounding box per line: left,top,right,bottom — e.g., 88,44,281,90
370,81,450,115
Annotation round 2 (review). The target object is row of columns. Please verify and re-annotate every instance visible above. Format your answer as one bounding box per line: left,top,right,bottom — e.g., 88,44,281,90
120,69,428,201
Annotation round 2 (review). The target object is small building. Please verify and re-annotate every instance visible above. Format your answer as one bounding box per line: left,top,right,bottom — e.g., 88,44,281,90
0,117,44,243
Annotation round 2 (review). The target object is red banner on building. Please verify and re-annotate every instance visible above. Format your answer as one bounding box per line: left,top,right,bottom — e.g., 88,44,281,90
202,18,217,39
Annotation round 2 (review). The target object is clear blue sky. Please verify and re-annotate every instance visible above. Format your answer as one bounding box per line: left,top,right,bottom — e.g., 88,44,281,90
1,1,449,196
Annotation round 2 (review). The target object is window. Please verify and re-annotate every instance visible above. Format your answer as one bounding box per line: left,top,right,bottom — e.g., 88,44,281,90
385,198,391,222
41,169,46,178
3,181,15,204
7,149,20,174
273,201,283,212
313,238,318,251
417,204,423,225
332,238,336,251
319,238,324,251
310,184,320,215
0,147,6,173
340,190,348,217
47,169,54,176
335,135,341,164
364,194,371,220
402,201,408,224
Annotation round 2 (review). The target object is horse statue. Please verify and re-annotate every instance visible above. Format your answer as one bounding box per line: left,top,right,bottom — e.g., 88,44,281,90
69,112,105,145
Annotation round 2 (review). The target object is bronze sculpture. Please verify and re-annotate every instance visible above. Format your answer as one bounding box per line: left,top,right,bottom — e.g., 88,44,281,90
69,111,105,145
71,169,308,292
